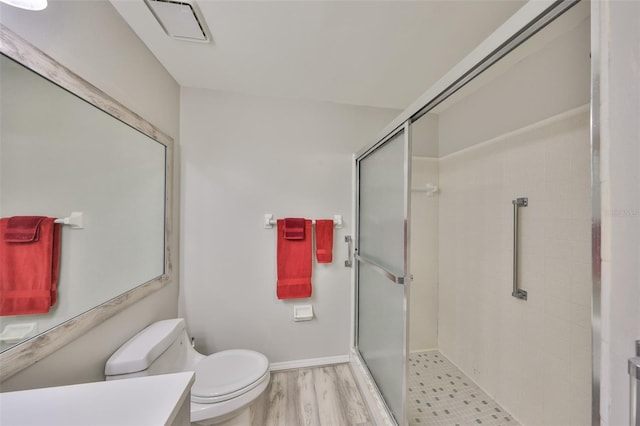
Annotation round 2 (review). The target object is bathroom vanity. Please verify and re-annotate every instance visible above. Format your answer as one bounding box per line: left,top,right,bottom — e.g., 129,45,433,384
0,372,194,425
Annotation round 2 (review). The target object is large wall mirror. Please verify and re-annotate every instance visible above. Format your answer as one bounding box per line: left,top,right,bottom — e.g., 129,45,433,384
0,25,173,380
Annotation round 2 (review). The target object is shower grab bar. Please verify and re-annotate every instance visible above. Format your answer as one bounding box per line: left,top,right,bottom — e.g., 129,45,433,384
355,254,407,285
630,340,640,426
512,197,528,300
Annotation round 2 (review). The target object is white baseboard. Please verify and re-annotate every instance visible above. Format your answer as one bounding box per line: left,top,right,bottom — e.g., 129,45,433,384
269,354,350,371
410,348,438,354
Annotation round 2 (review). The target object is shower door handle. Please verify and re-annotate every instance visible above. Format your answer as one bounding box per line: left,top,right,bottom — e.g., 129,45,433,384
355,254,407,285
512,197,528,300
345,235,353,267
630,340,640,426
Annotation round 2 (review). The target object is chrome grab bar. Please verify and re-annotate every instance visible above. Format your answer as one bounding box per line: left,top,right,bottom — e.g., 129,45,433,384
344,235,353,267
512,197,528,300
630,340,640,426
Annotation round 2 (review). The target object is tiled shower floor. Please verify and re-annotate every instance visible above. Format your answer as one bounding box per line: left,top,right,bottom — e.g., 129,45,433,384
408,351,519,426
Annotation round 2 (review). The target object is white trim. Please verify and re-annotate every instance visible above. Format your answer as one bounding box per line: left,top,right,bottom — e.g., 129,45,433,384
411,156,439,162
439,103,590,162
269,355,350,372
409,348,438,355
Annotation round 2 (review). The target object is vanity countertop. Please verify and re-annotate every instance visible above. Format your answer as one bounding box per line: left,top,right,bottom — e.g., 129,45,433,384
0,372,194,425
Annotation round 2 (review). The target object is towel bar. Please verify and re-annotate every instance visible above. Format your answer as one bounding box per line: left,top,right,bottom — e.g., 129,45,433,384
54,211,83,229
263,214,342,229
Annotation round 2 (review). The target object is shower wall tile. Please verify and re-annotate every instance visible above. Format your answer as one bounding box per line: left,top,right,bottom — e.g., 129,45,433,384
570,324,592,382
570,303,591,326
409,157,440,352
438,110,591,425
545,137,573,183
571,239,593,265
546,296,572,322
544,257,572,302
570,260,592,307
570,193,592,220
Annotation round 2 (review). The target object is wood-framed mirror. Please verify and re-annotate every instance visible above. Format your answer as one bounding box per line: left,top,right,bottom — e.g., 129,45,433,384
0,24,174,381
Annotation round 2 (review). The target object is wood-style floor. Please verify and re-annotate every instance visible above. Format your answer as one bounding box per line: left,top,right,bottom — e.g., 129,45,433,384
251,363,373,426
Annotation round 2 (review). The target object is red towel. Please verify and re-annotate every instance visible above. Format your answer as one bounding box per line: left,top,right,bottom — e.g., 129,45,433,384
315,220,334,263
0,216,61,316
277,219,312,299
4,216,46,242
283,218,306,240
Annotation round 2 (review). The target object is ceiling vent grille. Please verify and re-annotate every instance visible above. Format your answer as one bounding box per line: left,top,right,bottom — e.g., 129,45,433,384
144,0,211,43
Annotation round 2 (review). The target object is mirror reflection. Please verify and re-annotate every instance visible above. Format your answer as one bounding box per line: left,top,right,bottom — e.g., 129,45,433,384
0,54,166,352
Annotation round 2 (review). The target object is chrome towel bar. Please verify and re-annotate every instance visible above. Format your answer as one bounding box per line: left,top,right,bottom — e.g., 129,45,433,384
512,198,528,300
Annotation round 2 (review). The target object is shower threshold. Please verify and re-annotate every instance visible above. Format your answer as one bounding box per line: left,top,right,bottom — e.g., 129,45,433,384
409,350,519,426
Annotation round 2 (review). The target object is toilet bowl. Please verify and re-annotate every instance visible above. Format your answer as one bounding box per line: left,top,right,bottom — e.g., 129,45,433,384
105,319,270,425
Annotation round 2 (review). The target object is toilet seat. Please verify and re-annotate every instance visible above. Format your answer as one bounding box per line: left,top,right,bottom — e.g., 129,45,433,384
191,349,270,404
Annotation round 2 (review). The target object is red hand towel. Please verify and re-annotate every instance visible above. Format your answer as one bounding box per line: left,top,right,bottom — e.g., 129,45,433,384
315,220,334,263
4,216,46,242
0,217,61,316
283,218,305,240
277,219,312,299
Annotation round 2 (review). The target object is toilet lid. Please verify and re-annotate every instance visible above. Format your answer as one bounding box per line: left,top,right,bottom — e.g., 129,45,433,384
191,349,269,402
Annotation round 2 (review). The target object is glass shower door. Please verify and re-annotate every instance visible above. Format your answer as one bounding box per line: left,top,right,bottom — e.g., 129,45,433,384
356,122,411,425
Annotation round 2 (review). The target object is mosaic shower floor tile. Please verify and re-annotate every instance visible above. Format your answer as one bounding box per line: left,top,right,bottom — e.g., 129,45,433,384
408,350,519,426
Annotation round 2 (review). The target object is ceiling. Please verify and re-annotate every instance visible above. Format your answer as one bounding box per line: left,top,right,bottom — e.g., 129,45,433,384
111,0,526,110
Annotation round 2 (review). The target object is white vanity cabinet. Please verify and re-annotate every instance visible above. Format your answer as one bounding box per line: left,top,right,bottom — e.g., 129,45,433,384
0,372,194,425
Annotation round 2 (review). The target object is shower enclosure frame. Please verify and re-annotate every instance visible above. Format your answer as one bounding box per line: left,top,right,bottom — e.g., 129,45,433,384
351,0,601,424
354,121,412,425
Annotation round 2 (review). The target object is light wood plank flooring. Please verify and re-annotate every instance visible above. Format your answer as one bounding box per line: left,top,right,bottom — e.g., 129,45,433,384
251,363,372,426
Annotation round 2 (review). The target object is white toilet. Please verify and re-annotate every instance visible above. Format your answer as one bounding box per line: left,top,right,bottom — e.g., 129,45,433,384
105,318,270,426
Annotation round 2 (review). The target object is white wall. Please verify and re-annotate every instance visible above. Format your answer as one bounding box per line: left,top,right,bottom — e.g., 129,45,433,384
0,0,180,390
0,1,178,140
598,1,640,424
439,14,590,156
409,157,439,351
180,88,398,363
438,109,592,425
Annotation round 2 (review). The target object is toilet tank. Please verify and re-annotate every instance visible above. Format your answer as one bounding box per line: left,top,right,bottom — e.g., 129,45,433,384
105,318,196,380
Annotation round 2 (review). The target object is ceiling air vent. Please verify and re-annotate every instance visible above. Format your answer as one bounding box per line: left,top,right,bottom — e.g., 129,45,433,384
144,0,211,43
